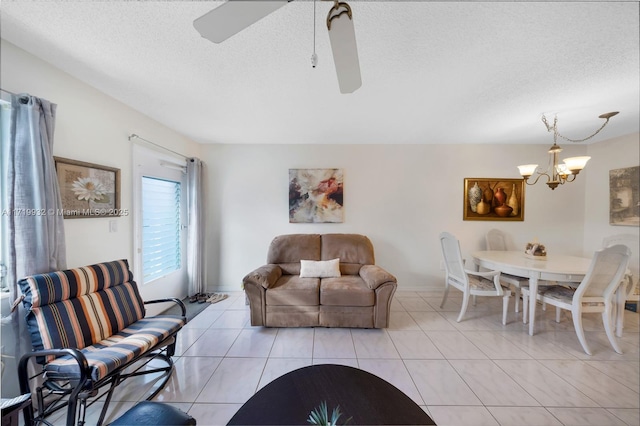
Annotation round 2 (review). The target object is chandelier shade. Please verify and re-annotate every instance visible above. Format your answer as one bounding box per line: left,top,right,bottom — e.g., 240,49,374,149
518,112,617,190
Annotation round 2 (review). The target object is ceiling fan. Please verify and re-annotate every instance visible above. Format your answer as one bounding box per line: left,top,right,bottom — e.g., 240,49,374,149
193,0,362,94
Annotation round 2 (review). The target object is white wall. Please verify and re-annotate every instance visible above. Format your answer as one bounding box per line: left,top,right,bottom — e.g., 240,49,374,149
584,132,640,254
203,142,597,292
1,39,201,303
1,39,203,397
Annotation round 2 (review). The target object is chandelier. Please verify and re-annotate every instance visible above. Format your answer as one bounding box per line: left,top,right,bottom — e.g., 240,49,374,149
518,111,619,190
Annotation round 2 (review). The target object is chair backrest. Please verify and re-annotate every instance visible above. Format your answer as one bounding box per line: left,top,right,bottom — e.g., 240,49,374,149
439,232,468,286
602,234,639,292
19,259,145,355
574,245,631,300
485,229,509,251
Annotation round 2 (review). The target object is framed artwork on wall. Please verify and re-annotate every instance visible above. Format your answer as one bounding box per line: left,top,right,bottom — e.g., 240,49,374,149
54,157,121,218
463,178,525,221
289,168,344,223
609,165,639,226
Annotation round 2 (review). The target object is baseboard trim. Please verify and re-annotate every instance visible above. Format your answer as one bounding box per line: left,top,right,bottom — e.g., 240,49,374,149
210,284,444,293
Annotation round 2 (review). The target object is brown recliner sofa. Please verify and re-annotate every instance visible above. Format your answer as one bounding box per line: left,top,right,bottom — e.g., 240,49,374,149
243,233,397,328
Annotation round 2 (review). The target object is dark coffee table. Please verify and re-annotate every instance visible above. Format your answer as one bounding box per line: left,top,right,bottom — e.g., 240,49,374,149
227,364,436,425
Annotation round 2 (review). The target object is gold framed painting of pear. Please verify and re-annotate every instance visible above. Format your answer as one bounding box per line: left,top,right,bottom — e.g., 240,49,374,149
54,157,121,219
463,178,525,221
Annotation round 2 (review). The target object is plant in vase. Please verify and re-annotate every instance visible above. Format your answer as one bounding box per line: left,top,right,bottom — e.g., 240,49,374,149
307,401,351,426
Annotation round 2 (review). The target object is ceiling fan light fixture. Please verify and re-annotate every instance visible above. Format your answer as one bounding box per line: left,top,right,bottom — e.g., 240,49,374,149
327,1,362,94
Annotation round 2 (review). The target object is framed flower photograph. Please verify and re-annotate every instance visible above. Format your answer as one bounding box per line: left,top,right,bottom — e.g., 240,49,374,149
54,157,121,218
463,178,525,221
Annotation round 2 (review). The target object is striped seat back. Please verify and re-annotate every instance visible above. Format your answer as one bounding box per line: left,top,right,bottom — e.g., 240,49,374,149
19,260,145,354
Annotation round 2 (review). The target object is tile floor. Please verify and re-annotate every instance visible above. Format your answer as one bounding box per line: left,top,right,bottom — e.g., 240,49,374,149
53,290,639,426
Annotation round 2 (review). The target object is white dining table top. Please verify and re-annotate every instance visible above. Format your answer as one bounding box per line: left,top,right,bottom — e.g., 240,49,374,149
472,250,592,276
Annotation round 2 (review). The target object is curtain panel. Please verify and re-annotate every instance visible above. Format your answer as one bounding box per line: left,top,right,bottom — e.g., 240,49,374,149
186,158,204,296
1,94,66,396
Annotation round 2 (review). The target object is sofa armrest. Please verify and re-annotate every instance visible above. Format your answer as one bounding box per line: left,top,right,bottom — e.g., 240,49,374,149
243,264,283,289
359,265,397,290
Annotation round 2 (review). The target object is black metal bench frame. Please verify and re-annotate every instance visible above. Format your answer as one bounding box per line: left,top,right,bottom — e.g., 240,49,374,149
18,298,186,426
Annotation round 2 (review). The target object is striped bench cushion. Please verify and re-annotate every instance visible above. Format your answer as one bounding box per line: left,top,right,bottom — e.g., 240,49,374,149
43,315,186,382
19,260,146,361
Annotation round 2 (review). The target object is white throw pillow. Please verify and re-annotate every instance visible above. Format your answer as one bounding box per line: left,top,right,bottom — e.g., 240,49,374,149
299,258,341,278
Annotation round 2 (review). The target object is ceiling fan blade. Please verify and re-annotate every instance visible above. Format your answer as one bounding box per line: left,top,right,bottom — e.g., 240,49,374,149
194,0,291,43
327,3,361,94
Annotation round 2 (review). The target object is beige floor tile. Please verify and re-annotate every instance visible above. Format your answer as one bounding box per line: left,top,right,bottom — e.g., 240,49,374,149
388,330,444,359
270,327,314,358
449,359,539,407
188,403,243,426
546,407,628,426
404,360,481,406
351,329,400,359
487,406,562,426
541,359,640,408
495,359,599,407
196,357,266,403
427,405,499,426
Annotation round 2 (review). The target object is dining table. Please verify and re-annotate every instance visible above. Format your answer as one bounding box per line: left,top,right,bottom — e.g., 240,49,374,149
471,250,593,336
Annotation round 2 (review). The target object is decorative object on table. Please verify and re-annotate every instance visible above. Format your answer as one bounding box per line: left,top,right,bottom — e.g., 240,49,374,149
54,157,121,218
463,178,524,221
517,111,618,190
609,165,639,226
525,241,547,259
307,401,351,426
289,169,344,223
468,181,483,212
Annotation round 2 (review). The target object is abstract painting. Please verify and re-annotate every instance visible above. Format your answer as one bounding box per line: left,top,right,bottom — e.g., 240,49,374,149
610,165,639,226
289,169,344,223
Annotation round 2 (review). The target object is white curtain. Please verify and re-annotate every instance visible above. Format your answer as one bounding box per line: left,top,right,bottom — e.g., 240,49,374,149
0,93,66,396
186,158,204,296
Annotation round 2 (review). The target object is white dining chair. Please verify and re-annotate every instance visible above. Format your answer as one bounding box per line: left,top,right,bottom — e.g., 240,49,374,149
521,244,631,355
485,228,542,314
602,234,638,301
440,232,511,325
602,233,638,335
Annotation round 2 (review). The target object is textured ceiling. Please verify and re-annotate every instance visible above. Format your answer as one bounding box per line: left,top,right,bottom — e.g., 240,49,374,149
1,1,638,145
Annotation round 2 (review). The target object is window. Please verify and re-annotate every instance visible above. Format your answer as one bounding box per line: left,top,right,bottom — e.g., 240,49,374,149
141,176,181,283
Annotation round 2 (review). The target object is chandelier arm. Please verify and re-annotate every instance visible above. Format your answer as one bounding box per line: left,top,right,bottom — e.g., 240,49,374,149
523,171,551,186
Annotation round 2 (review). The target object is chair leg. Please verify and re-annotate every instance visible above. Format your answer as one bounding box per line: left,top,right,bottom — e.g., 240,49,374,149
602,304,623,354
440,284,450,308
555,307,562,323
522,292,529,324
571,308,592,355
457,292,471,322
472,295,477,306
514,287,521,314
502,294,510,325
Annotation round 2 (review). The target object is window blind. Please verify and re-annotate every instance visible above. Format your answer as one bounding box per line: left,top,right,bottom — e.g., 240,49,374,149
142,176,181,283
